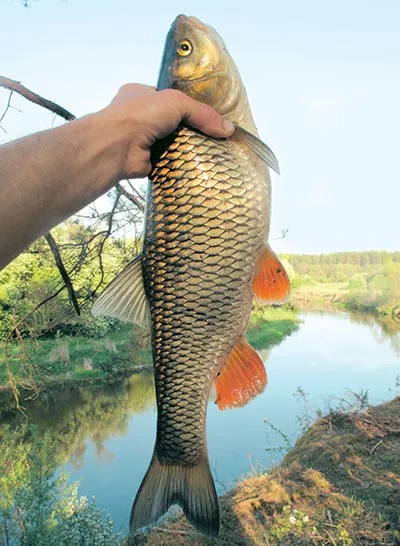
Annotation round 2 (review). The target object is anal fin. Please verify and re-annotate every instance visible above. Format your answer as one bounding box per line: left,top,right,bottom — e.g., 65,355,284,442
215,338,267,411
253,245,291,304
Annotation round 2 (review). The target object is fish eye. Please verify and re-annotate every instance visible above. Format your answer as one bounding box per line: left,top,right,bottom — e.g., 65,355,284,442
177,40,192,57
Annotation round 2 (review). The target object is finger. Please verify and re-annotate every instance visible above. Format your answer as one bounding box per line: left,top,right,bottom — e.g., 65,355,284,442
164,90,235,138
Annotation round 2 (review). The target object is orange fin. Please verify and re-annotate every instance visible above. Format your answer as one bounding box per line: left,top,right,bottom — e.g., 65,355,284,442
252,245,291,304
215,338,267,411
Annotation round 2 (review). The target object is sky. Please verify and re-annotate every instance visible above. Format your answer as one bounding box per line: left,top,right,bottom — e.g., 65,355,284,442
1,0,400,253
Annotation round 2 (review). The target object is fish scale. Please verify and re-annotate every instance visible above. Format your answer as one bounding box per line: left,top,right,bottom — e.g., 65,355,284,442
91,14,287,536
142,126,270,465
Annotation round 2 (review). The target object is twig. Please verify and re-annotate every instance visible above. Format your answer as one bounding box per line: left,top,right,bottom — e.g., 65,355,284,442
370,439,383,455
0,75,75,121
248,453,258,475
152,527,242,546
0,90,13,132
6,285,65,342
90,190,122,297
117,182,145,212
271,227,289,240
127,179,146,202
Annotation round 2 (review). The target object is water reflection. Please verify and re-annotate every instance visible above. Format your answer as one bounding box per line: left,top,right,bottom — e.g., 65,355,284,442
347,312,400,355
0,373,155,468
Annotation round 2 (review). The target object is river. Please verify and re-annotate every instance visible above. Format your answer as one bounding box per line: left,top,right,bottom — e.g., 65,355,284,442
1,310,399,533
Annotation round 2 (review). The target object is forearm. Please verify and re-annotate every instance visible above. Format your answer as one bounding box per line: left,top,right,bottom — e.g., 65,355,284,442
0,110,126,270
0,84,234,271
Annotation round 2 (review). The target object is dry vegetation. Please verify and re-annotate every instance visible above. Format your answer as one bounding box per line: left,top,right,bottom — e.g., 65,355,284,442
129,398,400,546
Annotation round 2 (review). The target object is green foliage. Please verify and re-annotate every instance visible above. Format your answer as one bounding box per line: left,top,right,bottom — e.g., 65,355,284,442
0,425,123,546
269,505,316,543
0,324,150,387
283,251,400,316
247,306,301,350
348,274,367,292
0,221,140,341
53,314,123,338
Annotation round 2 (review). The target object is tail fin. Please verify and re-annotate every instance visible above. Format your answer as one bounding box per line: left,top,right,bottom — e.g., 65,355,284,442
130,452,220,537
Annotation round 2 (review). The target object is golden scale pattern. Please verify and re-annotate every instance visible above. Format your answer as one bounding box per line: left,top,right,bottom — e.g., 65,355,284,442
142,127,270,465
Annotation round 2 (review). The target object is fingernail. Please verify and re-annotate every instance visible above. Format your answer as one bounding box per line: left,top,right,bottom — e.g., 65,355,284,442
222,118,235,135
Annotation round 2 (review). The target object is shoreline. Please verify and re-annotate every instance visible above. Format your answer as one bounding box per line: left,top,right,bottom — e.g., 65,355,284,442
129,397,400,545
0,307,301,395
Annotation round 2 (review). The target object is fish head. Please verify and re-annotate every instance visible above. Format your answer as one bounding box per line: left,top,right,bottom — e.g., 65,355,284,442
157,15,247,121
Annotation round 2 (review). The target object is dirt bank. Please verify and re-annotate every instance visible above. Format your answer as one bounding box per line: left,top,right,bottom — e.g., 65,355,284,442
129,397,400,545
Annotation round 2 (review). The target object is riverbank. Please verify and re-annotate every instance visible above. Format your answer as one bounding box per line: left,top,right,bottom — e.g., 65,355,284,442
291,279,400,322
130,397,400,546
0,307,301,392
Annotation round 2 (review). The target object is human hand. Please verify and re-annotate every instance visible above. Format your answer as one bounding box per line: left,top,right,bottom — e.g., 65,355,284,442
100,83,235,179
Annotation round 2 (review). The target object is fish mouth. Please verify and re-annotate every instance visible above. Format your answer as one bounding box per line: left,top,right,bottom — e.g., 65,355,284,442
183,69,226,84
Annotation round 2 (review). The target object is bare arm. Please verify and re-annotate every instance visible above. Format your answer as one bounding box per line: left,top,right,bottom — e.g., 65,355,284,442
0,84,234,270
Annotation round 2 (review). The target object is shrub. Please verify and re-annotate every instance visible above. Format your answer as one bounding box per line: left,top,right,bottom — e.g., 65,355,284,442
0,425,123,546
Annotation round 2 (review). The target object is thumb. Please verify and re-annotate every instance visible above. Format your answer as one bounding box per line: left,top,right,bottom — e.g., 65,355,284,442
168,90,235,138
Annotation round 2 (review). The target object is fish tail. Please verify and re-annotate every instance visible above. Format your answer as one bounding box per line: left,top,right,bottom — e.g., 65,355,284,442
130,451,220,537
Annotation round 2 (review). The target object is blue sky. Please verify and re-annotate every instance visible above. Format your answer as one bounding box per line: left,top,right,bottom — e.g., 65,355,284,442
1,0,399,253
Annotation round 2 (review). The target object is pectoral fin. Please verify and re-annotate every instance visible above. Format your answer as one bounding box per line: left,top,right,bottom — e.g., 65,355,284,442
253,245,291,304
234,125,280,175
92,255,150,328
215,338,267,410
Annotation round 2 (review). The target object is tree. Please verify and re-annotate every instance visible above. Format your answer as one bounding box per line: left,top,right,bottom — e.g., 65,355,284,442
0,77,145,337
348,274,367,292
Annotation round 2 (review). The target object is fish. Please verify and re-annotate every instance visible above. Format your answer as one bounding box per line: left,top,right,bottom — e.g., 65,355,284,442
92,14,290,537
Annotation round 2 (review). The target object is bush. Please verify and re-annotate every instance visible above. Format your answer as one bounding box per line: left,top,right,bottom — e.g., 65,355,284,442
348,274,367,292
0,425,123,546
51,315,123,339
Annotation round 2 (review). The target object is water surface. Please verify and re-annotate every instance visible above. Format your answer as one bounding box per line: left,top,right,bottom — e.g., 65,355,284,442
1,311,399,533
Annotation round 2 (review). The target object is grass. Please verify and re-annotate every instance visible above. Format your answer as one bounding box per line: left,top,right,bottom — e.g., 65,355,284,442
291,281,348,309
0,308,301,391
128,397,400,546
0,324,152,388
247,307,301,350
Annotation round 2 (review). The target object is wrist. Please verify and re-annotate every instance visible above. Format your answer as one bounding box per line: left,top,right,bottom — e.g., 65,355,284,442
87,108,133,183
94,102,149,181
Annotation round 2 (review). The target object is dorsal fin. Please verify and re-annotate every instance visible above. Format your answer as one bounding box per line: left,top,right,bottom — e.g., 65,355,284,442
234,125,280,175
215,338,267,411
253,245,291,304
92,255,150,328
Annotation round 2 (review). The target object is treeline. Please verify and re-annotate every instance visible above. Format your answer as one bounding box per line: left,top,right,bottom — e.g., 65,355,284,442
282,251,400,281
282,251,400,317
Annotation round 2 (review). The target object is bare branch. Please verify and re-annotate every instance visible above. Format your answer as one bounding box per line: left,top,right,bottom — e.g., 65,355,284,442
0,90,13,133
116,182,145,212
127,179,146,202
0,75,75,121
90,190,122,297
44,232,81,315
271,227,289,241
